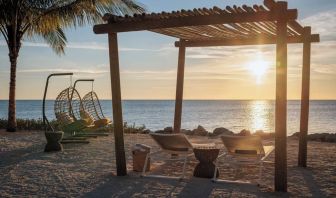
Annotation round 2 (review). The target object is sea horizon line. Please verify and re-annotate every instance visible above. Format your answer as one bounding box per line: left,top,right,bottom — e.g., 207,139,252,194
1,99,335,101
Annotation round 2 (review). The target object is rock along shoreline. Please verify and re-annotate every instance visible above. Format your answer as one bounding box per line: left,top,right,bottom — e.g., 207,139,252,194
147,125,336,143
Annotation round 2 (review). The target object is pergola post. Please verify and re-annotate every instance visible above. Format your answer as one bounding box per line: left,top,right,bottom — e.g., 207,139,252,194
173,40,186,133
274,1,288,192
298,27,312,167
108,33,127,176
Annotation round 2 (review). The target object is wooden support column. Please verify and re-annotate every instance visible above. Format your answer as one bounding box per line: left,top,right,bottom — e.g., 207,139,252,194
173,40,186,133
298,27,312,167
108,33,127,176
274,1,288,192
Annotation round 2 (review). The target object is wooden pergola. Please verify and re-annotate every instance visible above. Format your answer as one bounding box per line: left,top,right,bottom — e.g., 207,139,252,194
93,0,319,192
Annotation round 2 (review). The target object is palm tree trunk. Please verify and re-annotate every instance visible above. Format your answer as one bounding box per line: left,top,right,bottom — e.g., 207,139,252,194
6,8,21,132
7,51,18,132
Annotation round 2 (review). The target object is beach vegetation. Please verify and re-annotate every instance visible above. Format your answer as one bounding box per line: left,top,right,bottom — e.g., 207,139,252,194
0,118,149,134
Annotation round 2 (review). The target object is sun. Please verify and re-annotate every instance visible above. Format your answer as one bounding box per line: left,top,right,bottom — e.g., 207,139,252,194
247,58,269,84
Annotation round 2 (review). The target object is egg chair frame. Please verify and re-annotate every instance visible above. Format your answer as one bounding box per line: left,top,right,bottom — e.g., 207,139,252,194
55,86,83,123
73,79,111,125
54,79,108,137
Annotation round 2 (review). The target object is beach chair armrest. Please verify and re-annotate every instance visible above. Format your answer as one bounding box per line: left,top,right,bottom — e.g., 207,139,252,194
214,152,227,163
261,146,275,161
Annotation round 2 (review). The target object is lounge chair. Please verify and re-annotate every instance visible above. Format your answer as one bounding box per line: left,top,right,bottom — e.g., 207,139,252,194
213,135,274,184
141,133,194,180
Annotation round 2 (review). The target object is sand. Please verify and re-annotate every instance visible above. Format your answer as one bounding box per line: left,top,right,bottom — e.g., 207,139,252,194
0,130,335,197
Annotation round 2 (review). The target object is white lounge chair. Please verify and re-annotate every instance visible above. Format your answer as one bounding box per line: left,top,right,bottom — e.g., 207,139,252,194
141,133,194,180
213,135,274,184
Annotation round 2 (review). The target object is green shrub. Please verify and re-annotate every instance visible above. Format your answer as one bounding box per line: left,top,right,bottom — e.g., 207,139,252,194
0,118,150,134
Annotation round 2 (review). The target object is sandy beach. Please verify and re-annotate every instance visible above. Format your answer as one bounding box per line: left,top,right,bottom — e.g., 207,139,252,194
0,131,335,197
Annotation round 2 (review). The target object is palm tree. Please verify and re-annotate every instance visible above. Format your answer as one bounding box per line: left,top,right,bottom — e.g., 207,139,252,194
0,0,145,132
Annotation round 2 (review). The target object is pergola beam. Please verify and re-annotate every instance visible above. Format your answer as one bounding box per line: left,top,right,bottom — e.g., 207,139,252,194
173,40,186,133
298,27,312,167
175,34,319,47
94,9,297,34
264,0,303,34
274,1,288,192
108,33,127,176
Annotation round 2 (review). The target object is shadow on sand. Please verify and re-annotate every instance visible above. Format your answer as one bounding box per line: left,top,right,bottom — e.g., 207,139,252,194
294,166,327,197
83,175,290,198
0,143,46,168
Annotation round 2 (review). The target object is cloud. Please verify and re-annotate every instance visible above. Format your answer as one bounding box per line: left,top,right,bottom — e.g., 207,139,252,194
121,70,175,75
120,66,249,81
312,64,336,74
0,63,110,76
0,40,174,53
17,68,108,74
301,9,336,41
185,45,276,60
187,54,223,59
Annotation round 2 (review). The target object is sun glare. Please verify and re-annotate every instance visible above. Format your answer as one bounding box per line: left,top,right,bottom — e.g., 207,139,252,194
247,58,269,84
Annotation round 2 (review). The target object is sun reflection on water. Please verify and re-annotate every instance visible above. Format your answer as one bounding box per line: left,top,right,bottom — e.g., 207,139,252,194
248,100,273,132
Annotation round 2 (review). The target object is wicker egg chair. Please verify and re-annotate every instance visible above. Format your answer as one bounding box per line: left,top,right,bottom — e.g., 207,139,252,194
82,91,111,127
54,86,109,137
54,87,89,133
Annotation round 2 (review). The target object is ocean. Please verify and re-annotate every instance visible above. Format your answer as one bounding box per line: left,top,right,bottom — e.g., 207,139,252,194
0,100,335,135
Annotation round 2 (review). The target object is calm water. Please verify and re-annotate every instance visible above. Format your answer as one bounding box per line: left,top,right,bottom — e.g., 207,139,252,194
0,100,335,135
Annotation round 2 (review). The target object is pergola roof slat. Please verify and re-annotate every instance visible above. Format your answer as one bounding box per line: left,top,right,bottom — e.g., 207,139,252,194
242,5,277,36
152,28,199,40
175,34,320,47
214,24,249,38
253,5,280,35
203,25,236,38
256,4,300,36
188,26,232,39
263,0,304,35
94,8,298,34
94,0,318,47
226,6,263,36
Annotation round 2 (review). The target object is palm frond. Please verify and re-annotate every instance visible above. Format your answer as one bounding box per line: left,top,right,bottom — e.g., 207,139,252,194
2,0,146,56
40,27,67,55
120,0,146,14
0,0,13,25
25,0,146,32
94,0,146,16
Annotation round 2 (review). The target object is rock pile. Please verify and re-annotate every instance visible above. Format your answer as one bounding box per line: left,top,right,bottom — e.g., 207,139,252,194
209,127,234,137
291,132,336,143
152,126,336,144
192,125,208,136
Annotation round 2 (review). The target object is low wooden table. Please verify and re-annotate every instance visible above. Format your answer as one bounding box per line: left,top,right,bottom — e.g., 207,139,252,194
193,146,220,178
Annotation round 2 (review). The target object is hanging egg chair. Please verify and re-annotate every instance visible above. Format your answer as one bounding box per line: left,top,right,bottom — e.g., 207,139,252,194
69,79,111,128
54,87,81,121
54,87,91,132
82,91,111,127
82,91,105,120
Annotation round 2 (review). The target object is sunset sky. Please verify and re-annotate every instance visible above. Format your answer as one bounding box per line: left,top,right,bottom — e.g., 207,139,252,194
0,0,335,100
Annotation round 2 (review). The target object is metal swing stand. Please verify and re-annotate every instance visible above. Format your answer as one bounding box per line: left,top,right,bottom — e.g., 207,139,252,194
43,72,73,152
